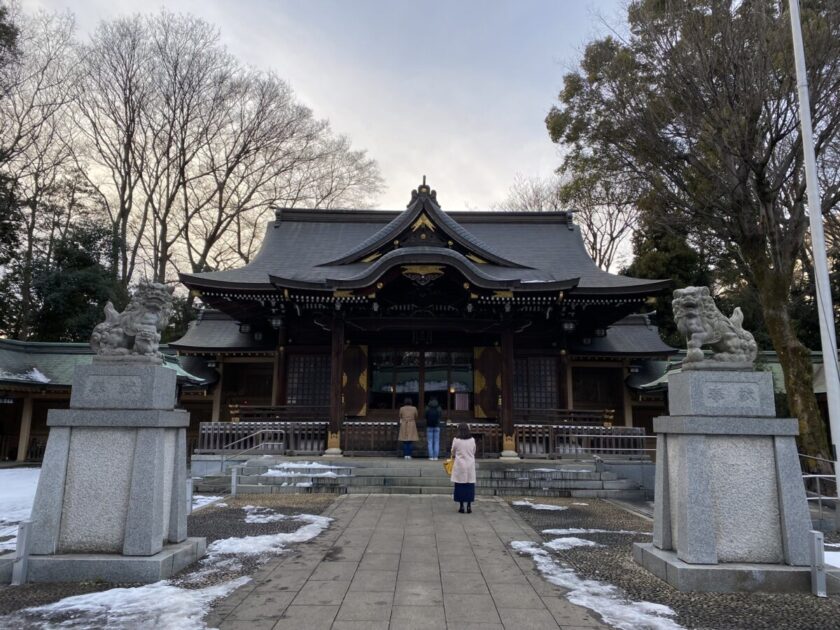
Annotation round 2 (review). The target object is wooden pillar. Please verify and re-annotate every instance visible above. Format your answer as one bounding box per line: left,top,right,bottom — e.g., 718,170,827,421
622,363,634,427
16,396,33,462
562,353,574,409
325,315,345,455
271,347,287,406
500,330,518,459
211,361,224,422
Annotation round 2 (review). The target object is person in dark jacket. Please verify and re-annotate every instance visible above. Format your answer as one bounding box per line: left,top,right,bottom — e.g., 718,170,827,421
425,397,442,460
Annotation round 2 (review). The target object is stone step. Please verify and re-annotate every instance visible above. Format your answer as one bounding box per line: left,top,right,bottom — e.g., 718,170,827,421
570,488,646,499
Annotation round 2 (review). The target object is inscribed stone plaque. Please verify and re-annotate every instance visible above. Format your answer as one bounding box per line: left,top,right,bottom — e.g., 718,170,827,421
668,370,775,417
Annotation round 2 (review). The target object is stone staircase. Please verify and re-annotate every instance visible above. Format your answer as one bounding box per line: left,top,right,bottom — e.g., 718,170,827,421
193,457,645,499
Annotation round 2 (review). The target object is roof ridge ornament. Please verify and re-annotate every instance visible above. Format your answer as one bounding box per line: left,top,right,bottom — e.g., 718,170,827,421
410,175,437,207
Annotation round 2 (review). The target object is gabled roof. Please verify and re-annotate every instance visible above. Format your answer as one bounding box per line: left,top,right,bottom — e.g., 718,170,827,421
179,184,669,296
323,183,528,268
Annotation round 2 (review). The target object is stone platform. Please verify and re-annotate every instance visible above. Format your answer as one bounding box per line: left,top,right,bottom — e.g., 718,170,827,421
633,543,833,593
24,537,206,583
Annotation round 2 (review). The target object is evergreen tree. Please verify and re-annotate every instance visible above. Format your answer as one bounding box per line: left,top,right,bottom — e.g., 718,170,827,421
31,223,126,342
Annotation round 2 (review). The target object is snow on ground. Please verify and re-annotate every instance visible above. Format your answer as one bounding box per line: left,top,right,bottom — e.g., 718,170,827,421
512,540,683,630
5,576,251,630
242,505,289,524
192,495,224,511
0,467,40,551
543,537,602,551
3,512,333,629
571,502,589,506
512,499,568,511
207,514,331,558
543,528,650,536
825,551,840,568
261,469,345,478
267,461,344,470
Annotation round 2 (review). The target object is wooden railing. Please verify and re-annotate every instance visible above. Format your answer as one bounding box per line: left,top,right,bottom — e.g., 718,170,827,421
447,423,503,458
514,424,647,458
513,408,614,425
196,421,328,455
340,421,504,458
341,421,400,455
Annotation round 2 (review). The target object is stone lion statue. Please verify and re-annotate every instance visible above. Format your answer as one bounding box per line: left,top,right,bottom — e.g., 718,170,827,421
90,282,175,359
672,286,757,365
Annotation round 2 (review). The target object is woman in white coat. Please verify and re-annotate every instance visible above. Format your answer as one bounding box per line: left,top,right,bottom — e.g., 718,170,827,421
450,422,476,513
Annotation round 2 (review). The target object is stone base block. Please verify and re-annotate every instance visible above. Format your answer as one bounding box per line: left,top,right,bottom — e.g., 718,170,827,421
23,537,206,584
667,369,775,417
0,554,11,583
633,542,829,593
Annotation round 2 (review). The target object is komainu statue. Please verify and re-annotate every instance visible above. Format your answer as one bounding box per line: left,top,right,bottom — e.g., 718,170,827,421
90,282,175,359
672,286,757,365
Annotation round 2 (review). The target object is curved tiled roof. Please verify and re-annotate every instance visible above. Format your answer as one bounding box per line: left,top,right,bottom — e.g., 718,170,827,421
270,247,579,292
0,339,216,388
322,189,529,268
179,188,668,296
569,314,677,356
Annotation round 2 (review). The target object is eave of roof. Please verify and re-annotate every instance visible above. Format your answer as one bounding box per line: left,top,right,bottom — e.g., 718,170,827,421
569,314,677,357
270,248,580,292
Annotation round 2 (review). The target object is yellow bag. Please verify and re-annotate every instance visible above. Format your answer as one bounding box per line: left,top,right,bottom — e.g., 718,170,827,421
443,457,454,476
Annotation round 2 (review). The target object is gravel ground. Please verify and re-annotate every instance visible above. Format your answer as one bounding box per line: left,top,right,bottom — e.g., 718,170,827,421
0,492,338,615
509,496,840,630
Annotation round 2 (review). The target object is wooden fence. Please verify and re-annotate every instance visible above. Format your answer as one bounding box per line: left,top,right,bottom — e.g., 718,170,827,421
196,421,328,455
341,421,504,457
514,424,647,458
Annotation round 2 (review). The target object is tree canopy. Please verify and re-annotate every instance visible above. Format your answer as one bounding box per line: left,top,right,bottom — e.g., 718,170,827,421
548,0,840,456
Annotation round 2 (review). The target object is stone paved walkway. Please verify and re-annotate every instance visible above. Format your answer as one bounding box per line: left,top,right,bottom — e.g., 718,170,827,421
206,494,607,630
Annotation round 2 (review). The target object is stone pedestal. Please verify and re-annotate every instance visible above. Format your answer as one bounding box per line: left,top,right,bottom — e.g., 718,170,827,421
634,369,815,592
24,358,205,583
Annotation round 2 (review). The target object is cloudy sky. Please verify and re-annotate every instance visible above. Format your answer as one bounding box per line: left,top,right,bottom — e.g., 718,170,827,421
29,0,625,210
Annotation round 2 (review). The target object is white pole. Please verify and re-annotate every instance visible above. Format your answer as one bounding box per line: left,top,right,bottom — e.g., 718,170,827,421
789,0,840,486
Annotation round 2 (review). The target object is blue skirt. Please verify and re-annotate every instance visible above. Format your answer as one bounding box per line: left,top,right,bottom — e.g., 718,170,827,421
453,483,475,503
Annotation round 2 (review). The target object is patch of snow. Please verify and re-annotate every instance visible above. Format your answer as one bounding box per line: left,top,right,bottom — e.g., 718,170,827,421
0,368,51,383
242,505,288,524
0,467,40,550
215,503,228,507
572,502,589,506
4,575,250,629
295,481,313,488
824,543,840,548
192,495,224,511
543,528,650,536
261,469,342,478
512,540,683,630
269,461,343,470
826,551,840,568
3,511,334,628
208,514,331,557
544,537,602,551
512,499,568,511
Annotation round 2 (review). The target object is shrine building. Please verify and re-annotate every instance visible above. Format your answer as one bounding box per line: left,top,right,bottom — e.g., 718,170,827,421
170,181,674,458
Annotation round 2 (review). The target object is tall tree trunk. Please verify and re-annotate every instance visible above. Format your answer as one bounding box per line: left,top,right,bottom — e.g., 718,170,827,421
756,273,830,459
